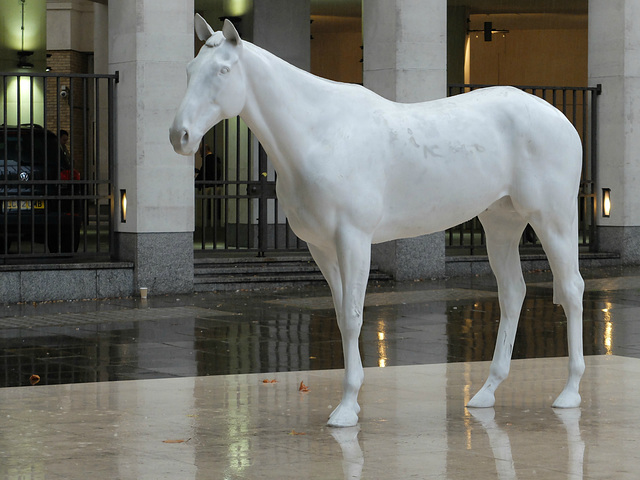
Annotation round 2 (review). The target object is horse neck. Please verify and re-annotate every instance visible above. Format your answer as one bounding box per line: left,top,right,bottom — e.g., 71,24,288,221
240,43,329,169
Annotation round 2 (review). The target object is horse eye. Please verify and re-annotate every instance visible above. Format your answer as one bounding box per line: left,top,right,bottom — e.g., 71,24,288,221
220,66,230,75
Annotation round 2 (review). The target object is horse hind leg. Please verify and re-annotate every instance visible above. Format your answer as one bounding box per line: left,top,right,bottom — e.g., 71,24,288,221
468,198,528,408
529,212,585,408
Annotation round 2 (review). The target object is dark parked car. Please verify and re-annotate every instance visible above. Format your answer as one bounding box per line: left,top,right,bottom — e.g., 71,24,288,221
1,125,82,253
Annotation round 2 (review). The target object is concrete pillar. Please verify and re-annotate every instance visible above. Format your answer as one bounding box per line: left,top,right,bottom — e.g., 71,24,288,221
252,0,310,70
447,5,468,85
46,0,93,53
589,0,640,263
109,0,195,294
93,2,108,75
93,2,109,197
363,0,447,280
248,1,310,238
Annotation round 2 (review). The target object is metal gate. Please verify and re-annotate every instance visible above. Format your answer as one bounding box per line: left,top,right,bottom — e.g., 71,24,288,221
194,117,303,256
1,72,117,262
446,84,601,254
194,84,601,256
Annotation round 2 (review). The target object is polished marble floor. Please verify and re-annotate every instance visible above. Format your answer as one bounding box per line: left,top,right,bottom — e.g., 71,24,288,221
2,265,640,478
1,356,638,479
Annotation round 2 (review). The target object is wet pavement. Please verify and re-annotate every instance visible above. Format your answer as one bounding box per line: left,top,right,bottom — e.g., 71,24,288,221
3,265,640,479
1,265,638,389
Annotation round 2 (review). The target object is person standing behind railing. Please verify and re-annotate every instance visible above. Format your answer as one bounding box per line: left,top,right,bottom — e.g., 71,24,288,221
59,129,71,169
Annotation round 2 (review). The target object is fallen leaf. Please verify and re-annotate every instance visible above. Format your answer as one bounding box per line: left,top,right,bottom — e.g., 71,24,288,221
262,379,277,384
299,381,309,393
288,430,306,435
29,375,40,386
163,438,191,444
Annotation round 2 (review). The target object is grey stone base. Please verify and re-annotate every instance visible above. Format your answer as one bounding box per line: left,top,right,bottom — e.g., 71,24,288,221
117,231,194,295
597,226,640,265
372,232,446,281
0,262,134,304
445,252,621,277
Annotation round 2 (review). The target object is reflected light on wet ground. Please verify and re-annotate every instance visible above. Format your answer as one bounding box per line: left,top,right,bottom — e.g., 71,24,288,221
1,266,639,389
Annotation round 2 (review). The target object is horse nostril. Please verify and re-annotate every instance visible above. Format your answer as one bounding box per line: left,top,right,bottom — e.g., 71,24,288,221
170,126,191,154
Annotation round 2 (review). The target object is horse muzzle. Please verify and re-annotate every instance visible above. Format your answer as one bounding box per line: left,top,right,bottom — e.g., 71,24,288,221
169,122,198,156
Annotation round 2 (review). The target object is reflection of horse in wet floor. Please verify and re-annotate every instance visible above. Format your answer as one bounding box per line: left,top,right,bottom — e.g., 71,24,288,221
469,408,585,479
170,15,585,427
555,409,585,479
330,426,364,480
327,408,584,479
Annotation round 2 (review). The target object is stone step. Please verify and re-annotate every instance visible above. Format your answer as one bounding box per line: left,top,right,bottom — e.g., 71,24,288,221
193,254,391,291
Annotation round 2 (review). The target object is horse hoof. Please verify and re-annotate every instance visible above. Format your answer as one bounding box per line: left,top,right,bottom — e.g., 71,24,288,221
467,388,496,408
552,390,581,409
328,403,359,428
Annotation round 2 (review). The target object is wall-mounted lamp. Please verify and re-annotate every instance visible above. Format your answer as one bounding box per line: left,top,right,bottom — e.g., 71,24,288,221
120,189,127,223
602,188,611,218
467,21,509,42
17,51,34,69
17,0,34,69
484,22,493,42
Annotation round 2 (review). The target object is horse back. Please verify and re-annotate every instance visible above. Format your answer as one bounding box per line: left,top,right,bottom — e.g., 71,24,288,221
358,87,583,239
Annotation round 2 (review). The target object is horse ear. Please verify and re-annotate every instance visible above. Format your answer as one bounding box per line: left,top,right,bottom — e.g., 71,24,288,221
195,14,215,41
222,19,242,48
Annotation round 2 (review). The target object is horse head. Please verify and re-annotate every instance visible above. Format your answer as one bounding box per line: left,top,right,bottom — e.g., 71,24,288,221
170,15,246,156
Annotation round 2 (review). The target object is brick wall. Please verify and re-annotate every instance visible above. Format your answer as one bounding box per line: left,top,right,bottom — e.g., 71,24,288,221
45,50,91,175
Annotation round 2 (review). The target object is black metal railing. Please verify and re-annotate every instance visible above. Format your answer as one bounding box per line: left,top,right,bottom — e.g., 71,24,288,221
194,117,304,255
195,84,601,257
0,72,117,262
446,84,601,254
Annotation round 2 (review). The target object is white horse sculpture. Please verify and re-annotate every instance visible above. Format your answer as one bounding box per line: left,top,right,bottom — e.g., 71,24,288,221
170,16,585,428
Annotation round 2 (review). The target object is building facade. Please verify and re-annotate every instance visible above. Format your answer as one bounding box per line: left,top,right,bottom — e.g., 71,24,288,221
1,0,638,301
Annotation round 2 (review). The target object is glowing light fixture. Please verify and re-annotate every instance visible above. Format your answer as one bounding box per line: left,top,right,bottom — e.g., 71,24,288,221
602,188,611,218
17,0,34,69
4,76,44,124
120,190,127,223
224,0,251,17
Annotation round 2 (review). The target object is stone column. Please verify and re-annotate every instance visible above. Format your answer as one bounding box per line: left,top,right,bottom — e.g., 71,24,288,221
250,1,310,243
363,0,447,280
589,0,640,263
447,5,468,85
252,0,310,70
109,0,195,294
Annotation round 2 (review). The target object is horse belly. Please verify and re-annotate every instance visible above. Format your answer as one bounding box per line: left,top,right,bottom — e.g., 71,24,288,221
370,133,510,242
373,180,504,243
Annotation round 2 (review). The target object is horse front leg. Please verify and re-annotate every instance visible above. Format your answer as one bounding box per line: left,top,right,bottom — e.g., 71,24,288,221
311,231,371,428
468,207,527,408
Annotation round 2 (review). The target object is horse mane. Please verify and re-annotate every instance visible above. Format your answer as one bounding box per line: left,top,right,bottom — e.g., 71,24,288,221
205,31,225,48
